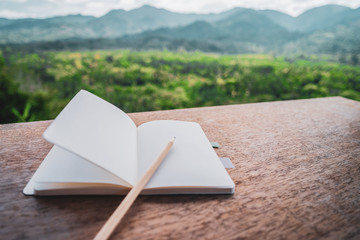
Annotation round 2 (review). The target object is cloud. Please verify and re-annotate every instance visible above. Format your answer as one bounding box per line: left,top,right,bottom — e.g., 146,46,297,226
135,0,360,16
86,2,105,8
8,0,28,2
0,10,29,18
113,0,152,10
0,0,360,19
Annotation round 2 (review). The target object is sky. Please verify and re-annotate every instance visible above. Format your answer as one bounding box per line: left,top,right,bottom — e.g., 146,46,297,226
1,0,360,19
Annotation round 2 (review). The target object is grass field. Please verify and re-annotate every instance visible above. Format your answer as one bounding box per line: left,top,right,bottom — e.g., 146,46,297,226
1,49,360,123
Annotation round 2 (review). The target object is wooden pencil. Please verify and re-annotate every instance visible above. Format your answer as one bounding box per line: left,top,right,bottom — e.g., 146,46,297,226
93,137,176,240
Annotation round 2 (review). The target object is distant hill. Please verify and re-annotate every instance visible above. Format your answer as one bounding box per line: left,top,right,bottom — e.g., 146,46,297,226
0,5,228,43
1,4,359,55
129,9,297,53
86,5,220,38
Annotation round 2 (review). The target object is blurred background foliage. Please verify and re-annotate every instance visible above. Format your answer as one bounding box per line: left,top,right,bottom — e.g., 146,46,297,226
1,4,360,123
1,49,359,123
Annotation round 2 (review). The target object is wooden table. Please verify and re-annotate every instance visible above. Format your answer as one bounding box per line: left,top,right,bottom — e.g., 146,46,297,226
1,97,360,240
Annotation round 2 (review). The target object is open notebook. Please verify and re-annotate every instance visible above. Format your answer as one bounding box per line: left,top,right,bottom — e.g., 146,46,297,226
23,90,235,195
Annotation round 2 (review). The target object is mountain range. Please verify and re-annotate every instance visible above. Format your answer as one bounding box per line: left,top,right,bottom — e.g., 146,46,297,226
1,4,359,55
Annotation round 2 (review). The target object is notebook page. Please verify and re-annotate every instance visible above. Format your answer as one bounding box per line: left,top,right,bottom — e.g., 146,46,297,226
43,90,137,186
34,145,131,187
137,120,234,189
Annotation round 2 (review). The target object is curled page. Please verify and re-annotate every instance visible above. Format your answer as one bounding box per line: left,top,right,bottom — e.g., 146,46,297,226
43,90,138,186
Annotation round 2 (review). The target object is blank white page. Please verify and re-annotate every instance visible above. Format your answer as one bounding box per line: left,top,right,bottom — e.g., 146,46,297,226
34,145,132,187
137,120,234,189
43,90,137,186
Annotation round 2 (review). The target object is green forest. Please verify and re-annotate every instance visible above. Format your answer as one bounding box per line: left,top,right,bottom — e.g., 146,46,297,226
1,49,360,123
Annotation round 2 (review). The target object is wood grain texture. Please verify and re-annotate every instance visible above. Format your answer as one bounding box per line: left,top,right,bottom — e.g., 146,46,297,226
1,97,360,240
